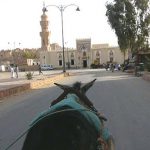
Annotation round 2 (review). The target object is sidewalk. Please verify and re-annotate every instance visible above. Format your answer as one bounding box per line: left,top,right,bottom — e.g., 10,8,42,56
0,71,65,99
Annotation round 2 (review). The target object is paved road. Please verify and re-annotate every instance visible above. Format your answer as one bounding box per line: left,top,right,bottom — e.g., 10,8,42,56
0,69,150,150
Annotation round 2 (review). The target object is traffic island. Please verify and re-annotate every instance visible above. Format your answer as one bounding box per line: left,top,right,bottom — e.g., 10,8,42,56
143,72,150,81
125,69,135,74
64,72,70,77
0,73,65,99
30,73,64,89
0,84,30,99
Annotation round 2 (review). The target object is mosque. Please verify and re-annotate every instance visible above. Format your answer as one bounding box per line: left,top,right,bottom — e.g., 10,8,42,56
39,7,128,69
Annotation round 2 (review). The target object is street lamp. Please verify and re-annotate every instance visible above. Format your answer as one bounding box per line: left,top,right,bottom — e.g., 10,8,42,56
43,4,80,73
65,42,70,69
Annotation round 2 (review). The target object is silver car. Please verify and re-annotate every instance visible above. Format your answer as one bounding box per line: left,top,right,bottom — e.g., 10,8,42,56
41,64,54,70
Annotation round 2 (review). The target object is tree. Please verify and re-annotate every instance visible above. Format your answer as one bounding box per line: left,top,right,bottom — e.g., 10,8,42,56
106,0,150,63
134,0,150,53
22,50,39,59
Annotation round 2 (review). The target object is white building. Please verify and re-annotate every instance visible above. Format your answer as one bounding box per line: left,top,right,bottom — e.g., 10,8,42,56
39,7,128,69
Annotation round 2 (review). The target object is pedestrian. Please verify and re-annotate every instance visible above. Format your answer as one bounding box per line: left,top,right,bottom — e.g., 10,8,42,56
115,64,118,71
14,65,19,78
105,63,109,71
110,63,114,72
118,64,121,71
38,65,43,75
10,65,15,78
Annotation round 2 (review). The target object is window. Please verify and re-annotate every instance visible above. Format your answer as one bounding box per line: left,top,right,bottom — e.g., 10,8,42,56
71,59,74,65
96,51,100,58
58,53,62,59
71,52,74,58
83,51,86,57
109,50,114,62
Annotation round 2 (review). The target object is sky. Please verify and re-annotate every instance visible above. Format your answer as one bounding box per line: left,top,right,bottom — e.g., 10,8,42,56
0,0,118,50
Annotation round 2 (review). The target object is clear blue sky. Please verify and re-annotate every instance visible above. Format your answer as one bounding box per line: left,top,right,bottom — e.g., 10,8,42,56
0,0,118,50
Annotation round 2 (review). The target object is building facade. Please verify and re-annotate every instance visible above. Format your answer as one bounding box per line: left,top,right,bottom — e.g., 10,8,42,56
39,9,128,69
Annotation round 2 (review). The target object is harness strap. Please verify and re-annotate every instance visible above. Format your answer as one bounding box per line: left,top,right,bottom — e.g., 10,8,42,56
97,137,108,150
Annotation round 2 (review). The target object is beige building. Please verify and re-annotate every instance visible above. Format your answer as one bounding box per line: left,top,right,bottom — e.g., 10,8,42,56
39,8,128,69
0,50,12,65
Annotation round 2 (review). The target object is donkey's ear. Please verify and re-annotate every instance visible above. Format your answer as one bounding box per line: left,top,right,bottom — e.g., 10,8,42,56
54,83,70,91
81,79,96,94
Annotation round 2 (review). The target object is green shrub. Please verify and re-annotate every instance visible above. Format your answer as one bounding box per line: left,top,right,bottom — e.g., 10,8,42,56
90,63,100,69
25,72,34,80
90,64,96,68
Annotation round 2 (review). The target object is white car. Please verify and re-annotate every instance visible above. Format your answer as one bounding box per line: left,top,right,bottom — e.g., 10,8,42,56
41,64,54,70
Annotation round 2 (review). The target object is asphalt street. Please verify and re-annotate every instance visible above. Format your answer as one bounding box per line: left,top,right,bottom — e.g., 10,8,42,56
0,69,150,150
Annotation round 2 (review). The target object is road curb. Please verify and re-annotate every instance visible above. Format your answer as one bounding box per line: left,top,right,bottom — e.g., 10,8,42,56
0,73,67,99
0,84,30,99
143,72,150,81
30,73,65,89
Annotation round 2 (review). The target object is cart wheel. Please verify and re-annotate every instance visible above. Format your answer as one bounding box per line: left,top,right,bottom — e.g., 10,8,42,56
107,135,115,150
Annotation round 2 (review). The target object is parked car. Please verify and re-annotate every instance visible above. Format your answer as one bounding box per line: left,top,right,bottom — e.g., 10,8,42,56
41,64,54,70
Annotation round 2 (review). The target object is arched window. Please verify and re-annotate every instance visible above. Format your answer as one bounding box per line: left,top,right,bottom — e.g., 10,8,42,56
109,50,114,62
58,53,63,66
83,51,86,57
58,53,62,59
71,52,74,58
96,51,100,58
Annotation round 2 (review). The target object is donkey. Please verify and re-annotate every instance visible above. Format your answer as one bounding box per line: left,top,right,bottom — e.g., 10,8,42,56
22,79,114,150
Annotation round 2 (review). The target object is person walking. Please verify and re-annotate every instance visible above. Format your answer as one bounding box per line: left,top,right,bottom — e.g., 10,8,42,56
105,63,109,71
10,65,15,78
110,63,114,72
38,65,43,75
14,65,19,78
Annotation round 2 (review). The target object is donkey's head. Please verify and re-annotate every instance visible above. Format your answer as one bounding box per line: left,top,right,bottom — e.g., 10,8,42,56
72,79,96,94
51,79,96,107
55,79,96,94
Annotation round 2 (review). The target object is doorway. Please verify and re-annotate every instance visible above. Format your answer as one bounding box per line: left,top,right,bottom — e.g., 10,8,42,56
83,60,87,68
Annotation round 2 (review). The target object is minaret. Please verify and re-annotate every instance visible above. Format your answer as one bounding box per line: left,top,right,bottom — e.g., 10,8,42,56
40,4,51,51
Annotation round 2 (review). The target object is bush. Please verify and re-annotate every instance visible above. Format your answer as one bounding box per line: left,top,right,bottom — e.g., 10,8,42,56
90,64,96,68
90,63,100,69
25,72,34,80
